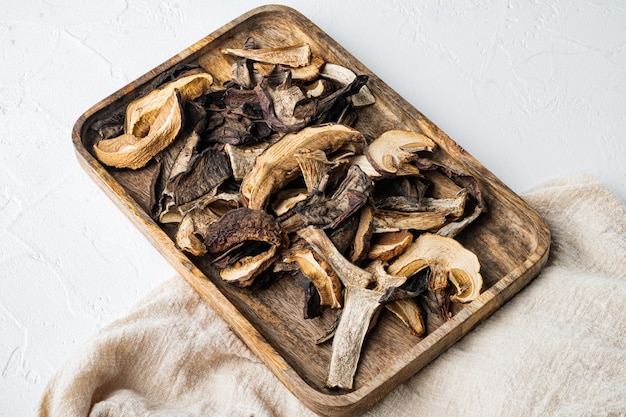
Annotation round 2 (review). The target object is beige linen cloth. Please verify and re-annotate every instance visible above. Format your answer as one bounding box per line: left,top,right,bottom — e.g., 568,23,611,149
40,172,626,417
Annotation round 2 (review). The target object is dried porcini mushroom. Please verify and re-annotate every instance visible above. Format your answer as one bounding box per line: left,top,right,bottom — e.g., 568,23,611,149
320,63,376,107
240,124,366,210
384,299,425,336
221,44,311,67
283,248,343,309
367,230,413,261
388,233,483,305
93,91,183,169
127,71,213,137
365,129,436,177
93,71,214,170
202,207,288,286
298,227,416,389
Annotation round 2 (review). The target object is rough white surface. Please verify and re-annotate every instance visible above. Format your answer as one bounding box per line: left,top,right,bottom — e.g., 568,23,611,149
0,1,624,415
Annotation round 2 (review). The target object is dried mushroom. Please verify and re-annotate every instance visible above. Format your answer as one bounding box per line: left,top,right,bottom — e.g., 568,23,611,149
365,129,436,177
283,249,343,309
367,230,413,261
298,227,413,389
125,71,213,137
221,44,312,67
93,71,213,170
93,91,183,169
321,63,376,107
240,124,366,210
388,233,483,306
202,207,288,286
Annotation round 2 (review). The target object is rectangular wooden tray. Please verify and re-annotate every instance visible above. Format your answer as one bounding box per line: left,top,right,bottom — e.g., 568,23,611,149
72,5,551,416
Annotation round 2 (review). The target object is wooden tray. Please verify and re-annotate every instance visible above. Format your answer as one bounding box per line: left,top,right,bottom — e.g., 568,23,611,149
72,5,550,416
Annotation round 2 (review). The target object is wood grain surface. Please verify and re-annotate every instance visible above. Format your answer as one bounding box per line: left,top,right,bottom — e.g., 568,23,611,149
72,5,551,416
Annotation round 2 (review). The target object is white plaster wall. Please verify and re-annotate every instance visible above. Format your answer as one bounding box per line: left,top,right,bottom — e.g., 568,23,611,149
1,1,624,415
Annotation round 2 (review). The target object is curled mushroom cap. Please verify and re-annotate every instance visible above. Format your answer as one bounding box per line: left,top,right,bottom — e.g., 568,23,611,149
93,91,183,169
203,207,288,286
126,71,213,137
365,130,436,177
388,233,483,304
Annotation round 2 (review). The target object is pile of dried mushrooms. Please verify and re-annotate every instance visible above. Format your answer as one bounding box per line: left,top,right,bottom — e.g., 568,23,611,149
90,39,486,390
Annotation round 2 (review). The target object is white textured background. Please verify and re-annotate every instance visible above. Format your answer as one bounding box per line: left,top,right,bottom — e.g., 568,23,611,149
1,1,624,415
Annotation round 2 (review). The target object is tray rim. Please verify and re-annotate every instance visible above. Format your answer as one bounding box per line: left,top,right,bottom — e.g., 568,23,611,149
71,5,551,416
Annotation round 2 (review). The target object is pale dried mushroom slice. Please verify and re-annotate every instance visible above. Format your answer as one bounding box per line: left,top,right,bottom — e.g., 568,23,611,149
346,154,383,179
388,233,483,304
365,129,436,178
175,206,223,256
294,148,335,193
372,209,448,233
93,91,183,170
367,230,414,261
349,204,374,264
303,78,333,98
240,124,366,210
254,55,326,82
283,249,343,309
271,188,308,216
320,63,376,106
126,71,213,137
384,299,425,336
221,44,311,68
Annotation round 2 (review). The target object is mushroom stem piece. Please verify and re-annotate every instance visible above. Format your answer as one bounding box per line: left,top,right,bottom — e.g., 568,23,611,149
298,226,407,390
326,286,382,389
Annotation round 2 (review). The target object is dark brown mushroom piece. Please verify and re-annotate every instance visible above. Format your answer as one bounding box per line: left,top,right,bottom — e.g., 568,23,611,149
278,164,374,233
156,146,232,223
203,207,288,286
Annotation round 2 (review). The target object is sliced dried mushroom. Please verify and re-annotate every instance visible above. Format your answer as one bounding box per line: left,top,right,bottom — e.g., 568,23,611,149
93,91,183,170
157,147,233,222
320,63,376,107
176,206,223,256
203,207,288,286
240,124,366,210
349,204,374,264
221,44,311,68
174,195,241,255
437,205,482,238
367,230,413,261
365,130,436,177
384,299,425,336
376,189,468,220
254,55,326,82
346,154,383,179
126,71,213,137
388,233,483,305
271,188,308,216
278,164,373,233
283,249,343,309
372,208,448,233
294,149,335,193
